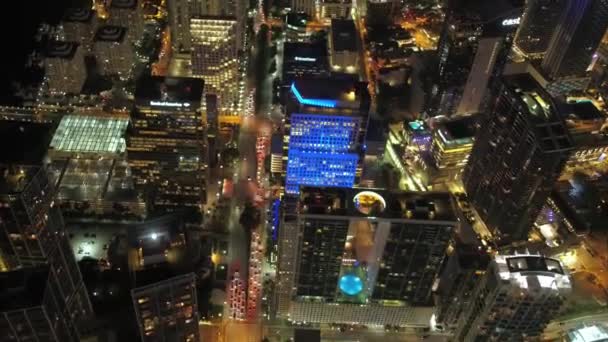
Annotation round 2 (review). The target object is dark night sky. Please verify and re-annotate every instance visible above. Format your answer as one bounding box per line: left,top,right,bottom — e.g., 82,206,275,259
0,0,72,104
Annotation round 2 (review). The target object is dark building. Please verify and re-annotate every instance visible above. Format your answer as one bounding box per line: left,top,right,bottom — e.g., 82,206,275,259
365,0,400,27
463,73,573,242
329,19,359,73
282,42,330,86
131,271,199,342
431,0,524,117
514,0,565,59
541,0,608,80
0,166,93,340
128,76,207,224
0,267,85,341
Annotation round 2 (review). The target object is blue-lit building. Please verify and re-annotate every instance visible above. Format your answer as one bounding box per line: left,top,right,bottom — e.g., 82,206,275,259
283,78,370,194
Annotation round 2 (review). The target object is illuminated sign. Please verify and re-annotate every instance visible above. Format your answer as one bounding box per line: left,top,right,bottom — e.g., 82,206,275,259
150,101,191,107
294,56,316,62
502,17,521,26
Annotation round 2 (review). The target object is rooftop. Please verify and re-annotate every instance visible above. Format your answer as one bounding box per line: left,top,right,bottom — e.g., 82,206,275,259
299,187,457,222
449,0,524,22
63,7,94,22
291,78,369,109
0,121,54,164
0,266,49,312
0,165,41,195
110,0,138,9
435,115,478,141
494,254,571,292
135,76,204,105
132,270,195,292
284,42,328,62
46,41,79,59
331,19,357,52
95,25,127,42
286,13,310,28
568,324,608,342
50,115,129,155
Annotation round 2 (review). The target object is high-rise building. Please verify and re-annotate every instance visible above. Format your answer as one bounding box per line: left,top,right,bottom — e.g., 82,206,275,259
282,42,330,86
44,41,87,95
463,73,573,242
291,0,317,17
560,101,608,178
283,78,370,194
432,0,524,117
275,187,457,325
128,76,207,224
0,165,93,338
190,16,239,115
0,267,86,342
169,0,247,54
285,13,313,43
514,0,565,59
94,25,133,79
329,19,359,74
541,0,608,80
365,0,400,26
430,115,478,185
132,272,199,342
455,253,571,341
60,7,97,52
108,0,144,45
319,0,352,22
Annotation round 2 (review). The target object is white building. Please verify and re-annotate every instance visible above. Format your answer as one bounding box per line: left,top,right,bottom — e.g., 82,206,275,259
319,0,352,22
44,41,87,95
190,17,239,114
94,25,133,79
455,253,572,341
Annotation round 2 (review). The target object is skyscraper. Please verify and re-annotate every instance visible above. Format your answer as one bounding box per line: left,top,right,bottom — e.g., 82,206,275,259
291,0,317,17
329,19,359,74
541,0,608,80
283,78,370,194
44,41,86,95
455,253,571,341
432,0,524,116
514,0,566,59
0,165,93,339
94,25,133,79
463,73,573,242
365,0,400,26
107,0,144,45
60,7,96,52
128,76,207,224
190,17,239,114
275,188,457,325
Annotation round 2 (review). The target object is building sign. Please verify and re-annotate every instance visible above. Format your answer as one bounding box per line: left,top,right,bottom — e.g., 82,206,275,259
502,17,521,26
294,56,316,62
150,101,191,107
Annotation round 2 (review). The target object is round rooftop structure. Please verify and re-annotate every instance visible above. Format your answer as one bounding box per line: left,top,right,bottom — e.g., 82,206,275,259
339,274,363,296
353,191,386,215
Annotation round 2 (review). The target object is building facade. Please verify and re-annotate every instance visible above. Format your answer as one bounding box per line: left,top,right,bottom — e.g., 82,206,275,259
128,76,207,224
0,166,93,340
431,0,524,117
455,254,571,341
275,188,457,326
44,41,86,95
541,0,608,80
94,25,133,79
319,0,352,22
514,0,565,59
190,17,239,115
291,0,317,17
60,7,97,52
132,273,199,342
107,0,144,45
283,78,370,194
463,74,573,242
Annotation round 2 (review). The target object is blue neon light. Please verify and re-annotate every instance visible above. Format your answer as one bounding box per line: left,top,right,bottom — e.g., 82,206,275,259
291,83,338,108
339,274,363,296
